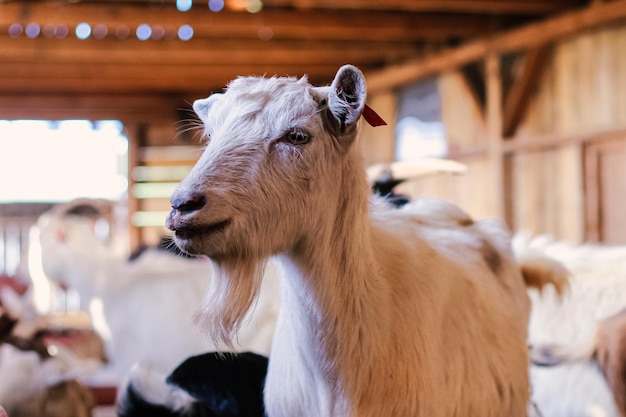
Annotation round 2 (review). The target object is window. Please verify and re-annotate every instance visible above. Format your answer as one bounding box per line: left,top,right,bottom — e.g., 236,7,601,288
395,78,447,162
0,119,128,203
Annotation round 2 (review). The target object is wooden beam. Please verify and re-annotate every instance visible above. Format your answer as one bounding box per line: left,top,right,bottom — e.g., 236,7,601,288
502,126,626,153
502,45,551,138
583,142,601,242
366,0,626,92
0,62,344,94
264,0,580,14
0,3,510,42
0,37,421,66
0,93,185,122
126,123,146,251
448,126,626,161
93,0,580,15
485,53,505,219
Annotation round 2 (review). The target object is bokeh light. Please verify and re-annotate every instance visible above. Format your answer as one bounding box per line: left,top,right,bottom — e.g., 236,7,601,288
76,22,92,40
115,25,130,40
208,0,224,12
54,24,69,39
42,24,56,38
8,23,23,38
25,23,41,39
136,24,152,41
246,0,262,13
177,0,192,12
258,26,273,41
93,24,108,39
151,25,165,40
178,24,193,41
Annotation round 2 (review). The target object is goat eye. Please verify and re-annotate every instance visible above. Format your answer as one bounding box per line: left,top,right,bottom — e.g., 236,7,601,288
285,129,310,145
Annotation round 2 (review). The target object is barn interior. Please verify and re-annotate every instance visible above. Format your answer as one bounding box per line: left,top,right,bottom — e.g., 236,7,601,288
1,0,626,416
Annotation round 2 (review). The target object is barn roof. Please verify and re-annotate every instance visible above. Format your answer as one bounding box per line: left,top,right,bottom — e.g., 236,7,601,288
0,0,605,120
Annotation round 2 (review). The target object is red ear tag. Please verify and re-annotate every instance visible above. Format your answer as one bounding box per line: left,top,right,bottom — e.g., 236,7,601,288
362,104,387,127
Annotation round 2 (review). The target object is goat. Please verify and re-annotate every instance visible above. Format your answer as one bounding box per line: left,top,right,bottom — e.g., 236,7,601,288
166,65,565,417
516,234,626,417
117,351,268,417
595,308,626,417
528,312,626,417
0,343,96,417
0,298,98,417
34,200,280,382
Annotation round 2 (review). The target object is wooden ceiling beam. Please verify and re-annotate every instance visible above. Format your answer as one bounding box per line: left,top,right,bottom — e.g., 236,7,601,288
43,0,579,15
0,63,343,94
366,0,626,92
0,93,184,122
0,3,517,42
502,45,551,138
0,37,422,66
263,0,582,15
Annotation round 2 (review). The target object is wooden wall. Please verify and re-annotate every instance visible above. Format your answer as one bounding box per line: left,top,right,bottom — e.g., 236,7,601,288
361,21,626,244
125,120,201,249
512,23,626,243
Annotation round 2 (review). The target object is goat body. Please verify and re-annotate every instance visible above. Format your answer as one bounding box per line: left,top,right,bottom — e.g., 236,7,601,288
0,343,97,417
167,65,562,417
516,235,626,417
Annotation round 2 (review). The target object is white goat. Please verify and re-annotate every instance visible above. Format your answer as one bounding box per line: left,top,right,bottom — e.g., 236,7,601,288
0,343,98,417
515,234,626,417
34,200,280,382
166,65,565,417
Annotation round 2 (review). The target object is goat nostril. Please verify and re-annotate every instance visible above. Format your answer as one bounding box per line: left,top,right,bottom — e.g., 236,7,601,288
171,193,206,213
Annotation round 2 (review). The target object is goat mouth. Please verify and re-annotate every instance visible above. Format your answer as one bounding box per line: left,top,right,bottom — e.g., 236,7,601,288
173,219,231,240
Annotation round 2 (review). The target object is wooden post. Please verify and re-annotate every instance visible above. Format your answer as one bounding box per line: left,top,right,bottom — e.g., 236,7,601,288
125,123,144,253
485,52,506,221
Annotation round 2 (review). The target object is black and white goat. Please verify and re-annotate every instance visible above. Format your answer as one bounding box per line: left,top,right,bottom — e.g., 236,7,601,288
118,352,268,417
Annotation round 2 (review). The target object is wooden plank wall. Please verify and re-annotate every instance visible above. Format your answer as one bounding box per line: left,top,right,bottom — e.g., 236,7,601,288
126,120,201,250
360,22,626,244
512,23,626,243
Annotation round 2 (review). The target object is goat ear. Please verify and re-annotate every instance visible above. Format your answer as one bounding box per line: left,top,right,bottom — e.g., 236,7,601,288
327,65,366,141
193,94,221,124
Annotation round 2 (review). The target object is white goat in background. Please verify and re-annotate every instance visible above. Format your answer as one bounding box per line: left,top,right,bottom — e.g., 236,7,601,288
166,65,565,417
33,200,280,383
516,234,626,417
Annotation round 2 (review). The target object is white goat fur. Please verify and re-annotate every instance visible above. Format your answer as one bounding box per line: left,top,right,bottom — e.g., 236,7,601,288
34,201,279,382
515,234,626,417
168,65,560,417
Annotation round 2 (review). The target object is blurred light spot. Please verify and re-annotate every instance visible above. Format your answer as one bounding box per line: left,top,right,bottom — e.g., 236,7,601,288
8,23,23,38
151,25,165,40
25,23,40,39
42,24,56,38
115,25,130,40
54,24,69,39
227,0,247,10
177,0,192,11
208,0,224,12
258,26,273,41
47,344,59,357
164,25,178,40
178,24,193,41
246,0,262,13
93,24,108,39
136,24,152,41
75,22,91,40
